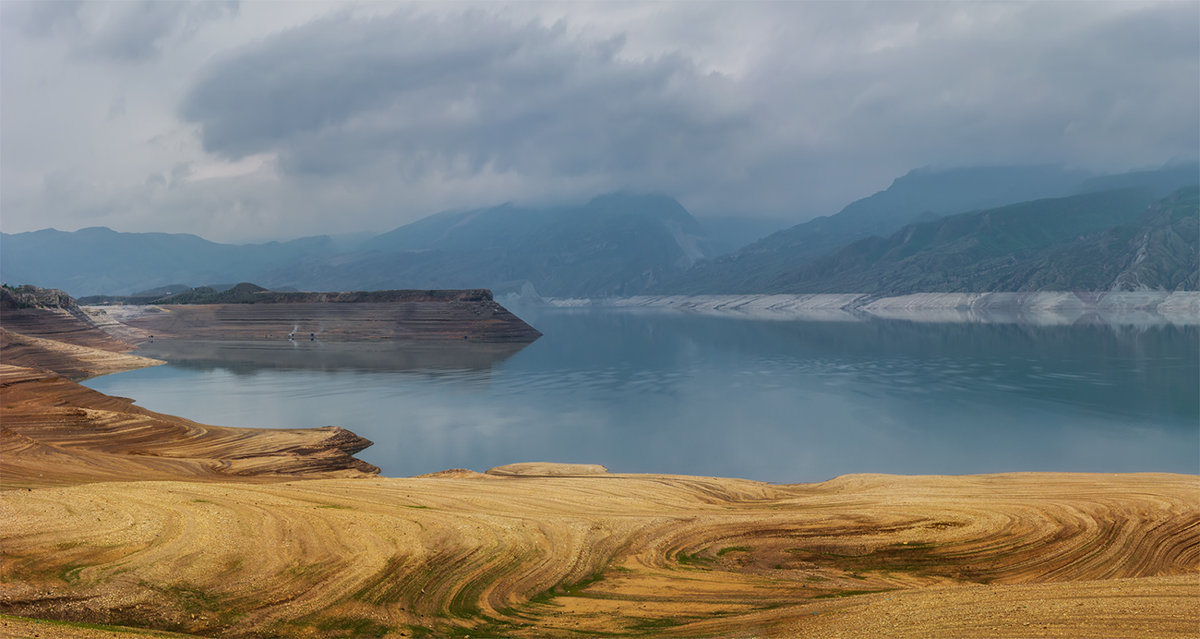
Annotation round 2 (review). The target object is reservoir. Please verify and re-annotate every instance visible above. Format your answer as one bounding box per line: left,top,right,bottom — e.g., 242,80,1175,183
83,307,1199,483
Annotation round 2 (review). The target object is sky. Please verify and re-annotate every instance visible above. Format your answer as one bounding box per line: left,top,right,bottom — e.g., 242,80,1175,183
2,1,1197,243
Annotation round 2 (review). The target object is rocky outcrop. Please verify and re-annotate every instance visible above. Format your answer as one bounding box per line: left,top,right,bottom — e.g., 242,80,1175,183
0,285,133,351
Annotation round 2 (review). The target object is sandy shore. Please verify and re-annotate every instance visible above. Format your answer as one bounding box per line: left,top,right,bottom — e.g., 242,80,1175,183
1,299,1197,638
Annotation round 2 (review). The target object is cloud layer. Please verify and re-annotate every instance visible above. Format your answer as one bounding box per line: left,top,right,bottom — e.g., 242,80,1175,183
2,1,1197,241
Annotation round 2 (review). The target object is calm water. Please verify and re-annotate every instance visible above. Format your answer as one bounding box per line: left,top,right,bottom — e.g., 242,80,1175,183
84,308,1199,483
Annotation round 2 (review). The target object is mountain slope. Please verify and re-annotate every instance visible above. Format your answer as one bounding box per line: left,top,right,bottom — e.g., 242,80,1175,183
753,187,1196,295
664,162,1199,294
1,193,712,299
665,165,1093,293
264,193,713,297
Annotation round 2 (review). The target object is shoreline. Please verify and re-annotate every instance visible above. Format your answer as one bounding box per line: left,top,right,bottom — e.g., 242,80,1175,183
539,290,1200,325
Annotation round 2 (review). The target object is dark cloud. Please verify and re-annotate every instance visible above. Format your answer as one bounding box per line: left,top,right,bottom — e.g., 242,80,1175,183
181,9,748,199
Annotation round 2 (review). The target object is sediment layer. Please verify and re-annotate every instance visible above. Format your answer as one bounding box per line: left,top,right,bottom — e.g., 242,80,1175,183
0,366,378,486
0,287,382,485
0,331,163,381
104,298,541,343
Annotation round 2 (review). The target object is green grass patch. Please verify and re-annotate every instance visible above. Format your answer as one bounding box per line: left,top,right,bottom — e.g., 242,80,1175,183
316,504,350,509
675,551,714,567
813,588,895,599
0,614,195,637
57,562,85,584
716,545,751,557
626,617,685,631
787,542,955,578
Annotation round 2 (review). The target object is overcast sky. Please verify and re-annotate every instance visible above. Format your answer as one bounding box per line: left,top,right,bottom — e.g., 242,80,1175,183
2,1,1197,242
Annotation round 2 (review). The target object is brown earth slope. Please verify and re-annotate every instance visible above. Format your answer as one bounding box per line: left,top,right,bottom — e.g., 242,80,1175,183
0,471,1196,638
0,365,378,487
1,288,380,486
1,286,134,353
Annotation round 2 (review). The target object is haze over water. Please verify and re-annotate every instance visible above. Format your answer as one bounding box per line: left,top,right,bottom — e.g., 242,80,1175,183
84,309,1199,483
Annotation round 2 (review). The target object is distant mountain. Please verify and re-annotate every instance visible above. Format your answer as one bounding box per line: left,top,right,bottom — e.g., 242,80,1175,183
260,193,714,297
1075,161,1199,197
0,227,339,297
665,165,1093,293
691,215,795,257
664,162,1198,293
5,166,1195,299
2,193,715,299
739,187,1196,295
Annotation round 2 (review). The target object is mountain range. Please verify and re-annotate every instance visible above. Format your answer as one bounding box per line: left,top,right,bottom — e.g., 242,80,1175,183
2,162,1196,299
663,162,1198,293
727,186,1196,295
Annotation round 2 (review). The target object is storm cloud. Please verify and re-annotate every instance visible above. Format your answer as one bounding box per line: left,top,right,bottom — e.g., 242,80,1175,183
180,12,748,190
2,1,1196,241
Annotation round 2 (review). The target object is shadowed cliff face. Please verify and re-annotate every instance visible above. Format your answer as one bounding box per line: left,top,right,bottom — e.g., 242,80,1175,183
0,286,133,353
130,339,530,374
109,296,542,344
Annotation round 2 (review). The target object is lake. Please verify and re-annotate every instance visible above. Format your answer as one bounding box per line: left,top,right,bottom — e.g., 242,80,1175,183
83,307,1199,483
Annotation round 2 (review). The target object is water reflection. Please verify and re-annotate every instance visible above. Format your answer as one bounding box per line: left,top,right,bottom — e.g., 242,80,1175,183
134,339,530,375
86,309,1199,483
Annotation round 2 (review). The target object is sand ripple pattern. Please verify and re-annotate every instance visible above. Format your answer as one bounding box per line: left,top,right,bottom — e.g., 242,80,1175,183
1,471,1196,637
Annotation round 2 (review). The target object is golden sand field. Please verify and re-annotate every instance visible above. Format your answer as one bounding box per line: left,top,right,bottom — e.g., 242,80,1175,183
1,302,1197,638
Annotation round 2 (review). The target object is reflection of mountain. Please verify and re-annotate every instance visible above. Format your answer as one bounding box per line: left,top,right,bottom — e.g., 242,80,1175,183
518,309,1198,422
134,339,531,375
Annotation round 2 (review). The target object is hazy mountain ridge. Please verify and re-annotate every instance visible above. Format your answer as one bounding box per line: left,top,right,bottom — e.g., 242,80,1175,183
3,193,715,298
0,226,341,297
249,193,715,297
4,165,1196,299
745,186,1197,295
663,162,1199,294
